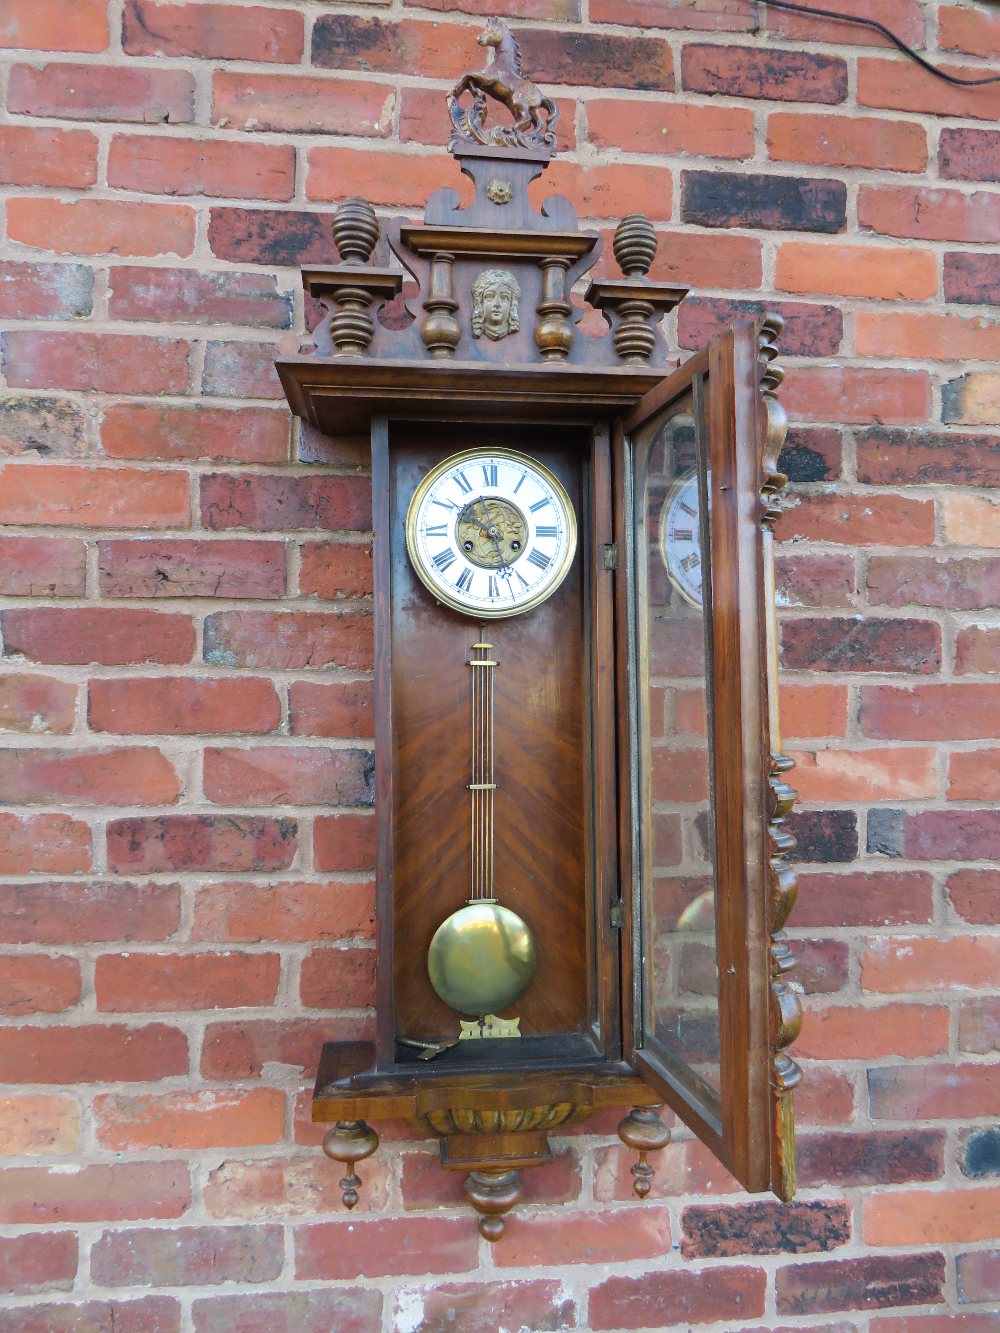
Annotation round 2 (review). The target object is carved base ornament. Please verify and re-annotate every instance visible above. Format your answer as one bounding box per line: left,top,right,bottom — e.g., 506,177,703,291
278,18,801,1239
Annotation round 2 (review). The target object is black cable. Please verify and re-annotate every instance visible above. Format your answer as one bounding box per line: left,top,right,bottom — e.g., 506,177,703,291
757,0,1000,85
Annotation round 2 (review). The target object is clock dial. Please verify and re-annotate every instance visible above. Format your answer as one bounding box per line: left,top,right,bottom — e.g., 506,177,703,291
406,448,577,618
660,471,707,608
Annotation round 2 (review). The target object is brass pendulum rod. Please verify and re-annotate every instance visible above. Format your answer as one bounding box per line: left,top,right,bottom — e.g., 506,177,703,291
468,632,497,905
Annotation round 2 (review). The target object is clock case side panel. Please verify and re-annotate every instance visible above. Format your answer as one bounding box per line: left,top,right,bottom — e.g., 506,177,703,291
373,415,622,1076
616,319,795,1197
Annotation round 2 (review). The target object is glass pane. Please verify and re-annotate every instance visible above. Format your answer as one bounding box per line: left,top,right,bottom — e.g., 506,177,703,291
632,383,721,1101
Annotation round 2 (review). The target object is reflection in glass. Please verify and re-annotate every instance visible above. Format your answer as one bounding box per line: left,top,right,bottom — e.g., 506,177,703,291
633,385,721,1101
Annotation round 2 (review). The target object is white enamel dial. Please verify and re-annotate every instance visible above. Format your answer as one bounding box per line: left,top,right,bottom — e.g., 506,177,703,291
660,471,707,608
406,448,577,619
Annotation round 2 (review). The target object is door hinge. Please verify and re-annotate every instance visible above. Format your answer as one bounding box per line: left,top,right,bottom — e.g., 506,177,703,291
603,543,618,571
610,899,624,929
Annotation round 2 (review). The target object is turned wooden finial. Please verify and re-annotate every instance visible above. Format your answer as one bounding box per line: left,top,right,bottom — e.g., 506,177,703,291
463,1168,523,1241
332,197,379,265
322,1119,380,1209
613,213,657,278
617,1106,670,1198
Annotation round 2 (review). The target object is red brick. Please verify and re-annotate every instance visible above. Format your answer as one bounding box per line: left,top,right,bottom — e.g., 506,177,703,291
868,556,1000,612
0,0,109,52
0,1231,77,1295
7,198,195,259
493,1205,670,1268
681,1200,850,1257
204,610,373,671
780,684,849,739
793,871,933,928
793,938,850,995
870,1064,1000,1120
777,1252,945,1315
0,881,180,945
861,683,1000,740
682,169,846,232
943,372,1000,426
109,267,290,328
306,145,468,208
0,747,180,807
863,935,1000,992
203,340,283,399
208,207,337,267
877,1313,1000,1333
942,494,1000,548
796,1003,948,1060
0,535,85,597
858,56,1000,121
779,493,933,547
0,261,93,322
782,618,940,674
641,230,762,289
314,814,376,872
542,161,673,221
300,946,375,1008
0,956,81,1016
0,1298,181,1332
95,1088,284,1150
0,1160,189,1222
204,746,373,807
858,428,1000,487
587,98,753,159
124,0,303,62
89,677,279,736
765,0,924,46
107,815,297,874
678,297,842,358
0,1022,187,1084
191,1289,381,1333
0,124,98,188
789,809,857,863
214,70,393,136
682,44,847,102
3,608,195,666
8,61,195,123
296,1214,477,1279
0,814,90,875
402,1145,580,1212
949,749,1000,801
940,127,1000,184
776,242,936,300
776,553,856,609
108,135,295,202
945,253,1000,306
0,396,95,458
3,332,190,394
590,1266,766,1328
790,747,936,802
96,952,280,1012
780,426,843,482
0,463,188,527
99,539,285,600
866,1188,1000,1246
947,869,1000,924
589,0,755,28
879,809,1000,861
101,404,289,464
201,1017,352,1079
956,626,1000,675
861,185,1000,243
0,1093,80,1155
782,367,931,426
939,5,1000,58
289,681,374,738
959,997,1000,1055
203,1153,384,1218
202,473,371,533
298,542,372,600
192,880,374,943
393,1281,577,1333
92,1223,281,1289
797,1129,945,1188
859,311,1000,361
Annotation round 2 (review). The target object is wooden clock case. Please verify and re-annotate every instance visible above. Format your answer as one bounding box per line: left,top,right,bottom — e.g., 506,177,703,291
275,27,801,1239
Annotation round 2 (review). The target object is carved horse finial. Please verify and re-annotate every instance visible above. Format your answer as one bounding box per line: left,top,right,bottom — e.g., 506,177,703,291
447,17,559,152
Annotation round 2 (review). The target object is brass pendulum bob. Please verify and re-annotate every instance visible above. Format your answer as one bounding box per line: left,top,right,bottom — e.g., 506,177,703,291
427,636,537,1020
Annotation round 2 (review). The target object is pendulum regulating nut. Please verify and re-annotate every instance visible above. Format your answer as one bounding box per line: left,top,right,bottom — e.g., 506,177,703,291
322,1119,380,1209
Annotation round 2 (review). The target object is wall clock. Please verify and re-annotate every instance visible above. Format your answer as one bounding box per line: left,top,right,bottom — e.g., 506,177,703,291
275,19,802,1239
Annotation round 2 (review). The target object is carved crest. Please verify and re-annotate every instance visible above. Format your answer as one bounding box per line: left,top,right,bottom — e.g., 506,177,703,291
447,17,559,152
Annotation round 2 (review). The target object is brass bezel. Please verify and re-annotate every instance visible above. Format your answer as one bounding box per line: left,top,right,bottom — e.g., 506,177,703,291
405,446,578,620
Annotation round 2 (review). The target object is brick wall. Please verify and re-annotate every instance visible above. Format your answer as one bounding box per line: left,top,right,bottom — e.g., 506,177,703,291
1,0,998,1328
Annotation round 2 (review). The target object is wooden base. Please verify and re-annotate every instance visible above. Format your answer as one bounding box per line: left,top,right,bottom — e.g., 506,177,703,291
313,1041,670,1237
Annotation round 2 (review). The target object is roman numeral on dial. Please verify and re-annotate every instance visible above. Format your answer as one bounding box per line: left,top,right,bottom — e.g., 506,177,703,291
432,549,456,573
527,549,551,571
